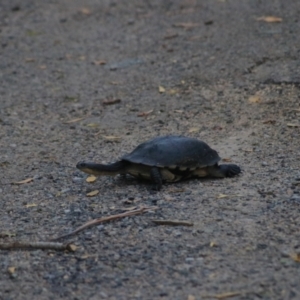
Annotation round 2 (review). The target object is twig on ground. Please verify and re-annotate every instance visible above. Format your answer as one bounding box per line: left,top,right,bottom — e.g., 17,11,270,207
152,219,194,226
0,241,76,251
52,206,158,241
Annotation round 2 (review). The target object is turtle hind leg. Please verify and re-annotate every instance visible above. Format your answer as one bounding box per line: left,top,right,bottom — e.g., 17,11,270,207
208,164,241,178
150,167,163,190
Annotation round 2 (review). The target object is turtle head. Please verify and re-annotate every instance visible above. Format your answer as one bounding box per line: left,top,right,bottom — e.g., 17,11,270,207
76,161,95,174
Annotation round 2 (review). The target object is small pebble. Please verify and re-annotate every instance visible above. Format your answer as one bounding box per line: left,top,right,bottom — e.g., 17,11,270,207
60,188,71,194
97,225,104,230
72,176,83,183
291,195,300,200
185,257,194,262
173,230,182,237
99,292,107,298
262,162,268,167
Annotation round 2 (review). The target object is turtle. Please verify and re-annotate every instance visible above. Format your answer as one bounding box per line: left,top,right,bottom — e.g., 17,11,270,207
76,135,241,190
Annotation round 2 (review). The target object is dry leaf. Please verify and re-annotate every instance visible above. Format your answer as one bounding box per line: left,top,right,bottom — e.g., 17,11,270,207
25,58,35,63
286,188,294,197
39,65,47,70
213,125,223,130
287,123,299,127
217,194,240,199
79,8,91,15
65,54,72,60
7,267,16,274
210,241,217,247
93,60,106,65
25,203,38,208
242,148,254,152
122,199,133,205
164,195,174,202
86,190,99,197
248,95,261,103
137,109,153,117
158,86,166,93
0,161,10,167
262,119,276,124
102,98,121,105
78,55,86,61
188,295,195,300
13,178,34,185
26,30,41,36
103,135,121,142
291,253,300,262
86,175,97,183
188,127,200,133
211,292,241,300
63,117,85,124
64,95,78,102
164,33,178,40
257,16,282,23
222,158,232,162
189,35,202,41
173,22,200,29
122,206,138,211
67,244,77,252
86,123,99,128
169,188,185,193
167,89,178,95
80,254,94,259
0,232,16,238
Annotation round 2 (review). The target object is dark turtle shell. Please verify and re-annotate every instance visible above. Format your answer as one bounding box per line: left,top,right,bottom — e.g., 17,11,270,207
121,135,220,169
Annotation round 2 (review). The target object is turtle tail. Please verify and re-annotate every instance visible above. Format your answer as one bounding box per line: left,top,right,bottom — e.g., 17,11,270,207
76,161,127,176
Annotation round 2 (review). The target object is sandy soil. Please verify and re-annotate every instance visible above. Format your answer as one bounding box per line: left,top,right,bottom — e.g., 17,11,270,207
0,0,300,299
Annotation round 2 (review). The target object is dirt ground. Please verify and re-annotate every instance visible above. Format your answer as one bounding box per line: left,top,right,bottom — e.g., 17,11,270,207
1,0,300,299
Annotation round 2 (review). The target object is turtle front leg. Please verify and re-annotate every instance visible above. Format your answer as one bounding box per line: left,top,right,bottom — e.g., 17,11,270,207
207,164,241,178
150,167,163,190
